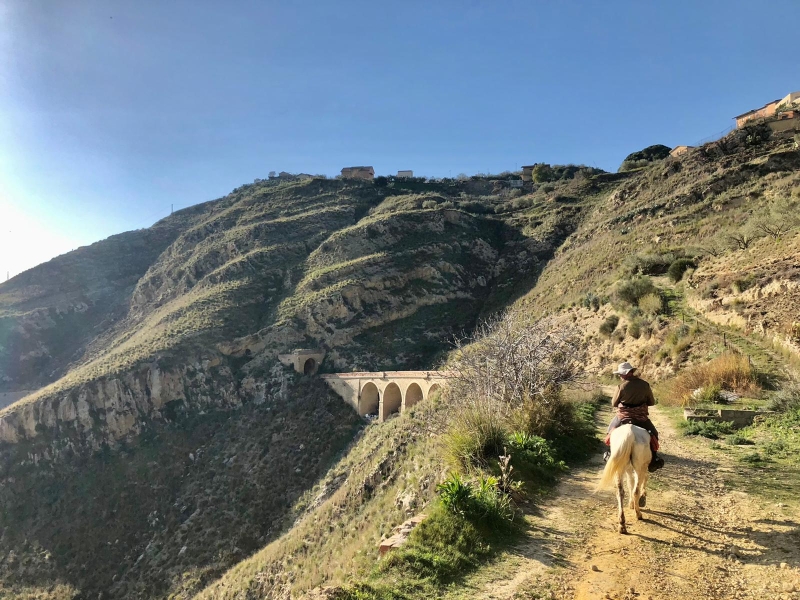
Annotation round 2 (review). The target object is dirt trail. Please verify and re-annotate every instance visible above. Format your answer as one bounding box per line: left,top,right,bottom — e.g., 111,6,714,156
472,405,800,600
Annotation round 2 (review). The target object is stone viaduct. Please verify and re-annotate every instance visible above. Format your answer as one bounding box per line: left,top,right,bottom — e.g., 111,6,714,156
320,371,447,421
279,349,448,421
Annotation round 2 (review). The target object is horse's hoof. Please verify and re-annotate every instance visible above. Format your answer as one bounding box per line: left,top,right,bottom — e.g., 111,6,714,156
638,495,647,508
619,526,628,535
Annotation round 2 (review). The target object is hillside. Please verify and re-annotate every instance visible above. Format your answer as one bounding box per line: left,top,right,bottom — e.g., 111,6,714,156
0,125,798,600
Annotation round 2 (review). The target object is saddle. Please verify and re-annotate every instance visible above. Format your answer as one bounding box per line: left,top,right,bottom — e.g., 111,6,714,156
616,418,660,452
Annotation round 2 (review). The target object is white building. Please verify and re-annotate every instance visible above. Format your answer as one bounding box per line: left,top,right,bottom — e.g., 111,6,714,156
397,170,413,178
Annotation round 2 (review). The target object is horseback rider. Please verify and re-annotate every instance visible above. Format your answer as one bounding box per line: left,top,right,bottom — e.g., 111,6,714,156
603,362,664,471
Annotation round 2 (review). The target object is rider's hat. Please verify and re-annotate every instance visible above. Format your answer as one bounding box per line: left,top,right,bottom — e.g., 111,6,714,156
613,361,637,375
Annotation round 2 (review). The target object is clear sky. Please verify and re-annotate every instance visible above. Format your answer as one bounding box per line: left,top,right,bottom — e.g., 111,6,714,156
1,0,797,279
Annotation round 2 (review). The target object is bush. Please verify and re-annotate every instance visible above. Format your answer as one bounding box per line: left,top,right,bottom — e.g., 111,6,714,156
437,473,473,515
672,353,759,404
619,144,671,172
766,381,800,412
667,258,696,283
695,383,723,404
615,276,657,307
627,252,675,276
581,293,601,312
731,274,757,293
506,432,566,482
725,433,752,446
680,419,734,439
422,200,438,209
637,292,663,315
437,473,513,526
628,318,642,339
599,314,620,336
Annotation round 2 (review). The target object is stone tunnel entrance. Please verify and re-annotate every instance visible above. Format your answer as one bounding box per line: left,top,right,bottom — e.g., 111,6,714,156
359,382,380,417
303,357,317,375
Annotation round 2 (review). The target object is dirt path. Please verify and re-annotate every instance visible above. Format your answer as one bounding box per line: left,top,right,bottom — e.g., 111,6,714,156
464,405,800,600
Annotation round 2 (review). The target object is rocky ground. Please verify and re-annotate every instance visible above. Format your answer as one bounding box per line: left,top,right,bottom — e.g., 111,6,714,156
445,405,800,600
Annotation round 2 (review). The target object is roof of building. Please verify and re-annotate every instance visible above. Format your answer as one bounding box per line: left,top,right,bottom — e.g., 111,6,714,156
734,99,781,120
342,166,374,170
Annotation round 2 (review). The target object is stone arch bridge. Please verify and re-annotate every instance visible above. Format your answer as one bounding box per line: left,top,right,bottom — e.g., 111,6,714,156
320,371,447,422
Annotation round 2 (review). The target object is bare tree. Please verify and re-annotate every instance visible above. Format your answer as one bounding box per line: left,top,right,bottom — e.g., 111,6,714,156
726,227,761,250
448,310,586,413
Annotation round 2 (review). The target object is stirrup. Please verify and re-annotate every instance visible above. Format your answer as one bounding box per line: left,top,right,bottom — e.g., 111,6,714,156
648,454,664,472
602,450,610,463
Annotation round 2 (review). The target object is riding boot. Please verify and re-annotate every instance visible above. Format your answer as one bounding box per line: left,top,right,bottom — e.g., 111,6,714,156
648,451,664,472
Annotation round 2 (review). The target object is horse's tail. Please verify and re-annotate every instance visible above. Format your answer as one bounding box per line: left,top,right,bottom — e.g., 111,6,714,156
596,426,635,491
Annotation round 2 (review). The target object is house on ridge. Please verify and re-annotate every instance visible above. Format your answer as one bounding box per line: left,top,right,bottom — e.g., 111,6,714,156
341,166,375,180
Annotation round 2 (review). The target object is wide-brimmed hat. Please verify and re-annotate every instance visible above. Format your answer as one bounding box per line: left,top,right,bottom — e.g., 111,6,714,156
613,361,637,375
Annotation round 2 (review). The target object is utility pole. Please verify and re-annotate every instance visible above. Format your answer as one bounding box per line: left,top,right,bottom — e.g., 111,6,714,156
171,204,173,214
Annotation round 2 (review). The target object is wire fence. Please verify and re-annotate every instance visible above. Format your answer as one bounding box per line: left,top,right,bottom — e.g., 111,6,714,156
692,124,736,147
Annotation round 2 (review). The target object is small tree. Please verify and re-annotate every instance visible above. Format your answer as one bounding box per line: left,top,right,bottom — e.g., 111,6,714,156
531,163,555,183
752,198,800,239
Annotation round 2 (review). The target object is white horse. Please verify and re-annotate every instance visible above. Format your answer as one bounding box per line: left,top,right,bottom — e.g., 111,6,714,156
597,424,652,534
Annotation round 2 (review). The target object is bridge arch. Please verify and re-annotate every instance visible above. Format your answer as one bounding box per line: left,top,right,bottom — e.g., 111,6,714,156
428,383,442,397
381,383,402,420
404,383,423,410
359,382,380,417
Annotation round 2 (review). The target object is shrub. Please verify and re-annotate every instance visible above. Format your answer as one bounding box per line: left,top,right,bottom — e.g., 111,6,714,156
740,451,764,464
667,258,696,283
680,419,734,439
619,144,671,172
628,319,642,339
695,383,723,404
672,353,759,404
581,293,601,312
599,315,619,336
637,293,663,316
506,432,566,482
615,276,657,307
766,381,800,412
437,472,514,526
731,274,757,293
725,433,752,446
437,473,473,515
627,252,675,276
470,475,514,525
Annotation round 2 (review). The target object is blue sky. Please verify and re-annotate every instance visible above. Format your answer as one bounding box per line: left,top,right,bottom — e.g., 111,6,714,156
1,0,798,278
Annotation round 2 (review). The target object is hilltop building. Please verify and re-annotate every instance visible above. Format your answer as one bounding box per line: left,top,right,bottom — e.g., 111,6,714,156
669,145,694,157
397,170,413,178
341,166,375,180
520,165,536,182
734,91,800,128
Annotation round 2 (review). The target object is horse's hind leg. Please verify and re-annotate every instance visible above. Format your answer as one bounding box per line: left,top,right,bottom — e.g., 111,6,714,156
632,469,643,520
616,475,627,534
627,470,636,509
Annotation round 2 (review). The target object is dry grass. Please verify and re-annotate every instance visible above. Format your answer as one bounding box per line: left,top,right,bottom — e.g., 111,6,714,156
670,353,760,406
